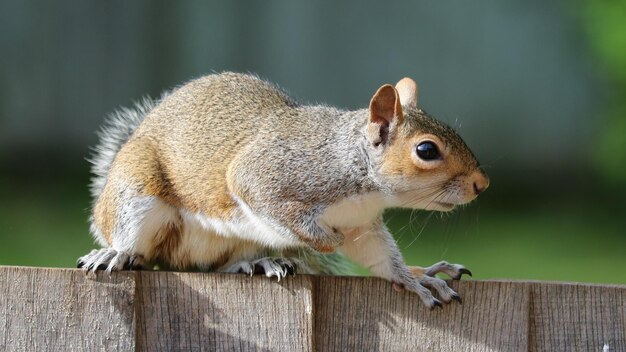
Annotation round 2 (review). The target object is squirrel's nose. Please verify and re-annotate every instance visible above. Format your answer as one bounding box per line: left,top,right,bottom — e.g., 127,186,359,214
471,171,490,196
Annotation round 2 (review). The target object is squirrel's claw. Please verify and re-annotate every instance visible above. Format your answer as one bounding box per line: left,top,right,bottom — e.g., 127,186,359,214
226,257,299,281
77,248,145,274
430,299,443,310
419,274,461,305
450,293,462,304
397,273,462,307
455,268,473,280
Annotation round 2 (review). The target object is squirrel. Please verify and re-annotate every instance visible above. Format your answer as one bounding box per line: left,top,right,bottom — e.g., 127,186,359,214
78,72,489,308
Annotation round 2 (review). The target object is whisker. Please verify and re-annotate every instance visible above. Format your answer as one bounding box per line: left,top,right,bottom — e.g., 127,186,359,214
394,187,449,249
400,186,449,209
404,210,435,249
384,209,416,244
352,226,377,242
393,210,410,243
394,185,449,209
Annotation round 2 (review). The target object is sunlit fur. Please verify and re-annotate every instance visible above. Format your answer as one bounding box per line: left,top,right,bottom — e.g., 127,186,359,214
80,72,487,308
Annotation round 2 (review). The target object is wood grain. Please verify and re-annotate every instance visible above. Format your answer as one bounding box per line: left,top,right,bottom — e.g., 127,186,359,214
135,271,314,352
529,282,626,352
314,277,529,352
0,266,136,352
0,266,625,351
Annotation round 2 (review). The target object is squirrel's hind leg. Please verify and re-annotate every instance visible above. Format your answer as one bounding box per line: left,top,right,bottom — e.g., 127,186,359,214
77,248,146,273
222,257,301,280
85,139,185,272
86,186,181,272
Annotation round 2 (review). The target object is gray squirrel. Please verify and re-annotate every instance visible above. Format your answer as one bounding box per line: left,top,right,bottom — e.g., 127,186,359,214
78,72,489,308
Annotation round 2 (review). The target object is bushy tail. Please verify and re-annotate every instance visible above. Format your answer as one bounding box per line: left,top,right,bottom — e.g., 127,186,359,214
88,93,168,199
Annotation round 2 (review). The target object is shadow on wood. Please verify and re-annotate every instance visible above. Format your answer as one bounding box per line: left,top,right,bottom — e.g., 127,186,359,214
0,266,624,351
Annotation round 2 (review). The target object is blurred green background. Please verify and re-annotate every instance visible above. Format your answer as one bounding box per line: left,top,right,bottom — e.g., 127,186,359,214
1,1,624,284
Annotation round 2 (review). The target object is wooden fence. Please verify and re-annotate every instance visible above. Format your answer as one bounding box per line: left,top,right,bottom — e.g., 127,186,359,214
0,266,624,351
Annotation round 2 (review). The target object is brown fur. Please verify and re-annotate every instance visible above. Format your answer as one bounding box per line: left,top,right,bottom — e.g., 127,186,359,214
87,72,488,296
151,217,184,265
408,266,426,278
92,187,116,244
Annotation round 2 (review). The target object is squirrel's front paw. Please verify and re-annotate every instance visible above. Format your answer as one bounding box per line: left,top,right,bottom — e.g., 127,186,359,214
418,275,462,304
396,276,461,309
396,279,443,309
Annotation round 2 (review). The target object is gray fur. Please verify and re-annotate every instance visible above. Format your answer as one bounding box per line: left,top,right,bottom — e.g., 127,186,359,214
88,93,168,199
83,72,487,308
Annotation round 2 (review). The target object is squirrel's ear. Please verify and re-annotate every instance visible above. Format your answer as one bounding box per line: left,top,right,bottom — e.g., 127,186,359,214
369,84,403,126
395,77,418,109
368,84,403,146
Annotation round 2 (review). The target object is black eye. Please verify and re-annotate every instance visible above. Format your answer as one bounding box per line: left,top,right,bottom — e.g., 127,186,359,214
416,141,441,161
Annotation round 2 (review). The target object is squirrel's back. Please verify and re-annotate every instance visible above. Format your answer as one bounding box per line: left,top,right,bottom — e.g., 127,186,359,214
90,72,348,250
89,72,297,200
132,73,313,216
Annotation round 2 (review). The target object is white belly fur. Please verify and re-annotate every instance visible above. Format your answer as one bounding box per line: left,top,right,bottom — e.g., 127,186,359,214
156,192,388,269
320,192,388,229
174,199,303,268
174,210,260,269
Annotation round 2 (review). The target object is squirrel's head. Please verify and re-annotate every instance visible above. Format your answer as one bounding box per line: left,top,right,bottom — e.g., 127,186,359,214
366,78,489,211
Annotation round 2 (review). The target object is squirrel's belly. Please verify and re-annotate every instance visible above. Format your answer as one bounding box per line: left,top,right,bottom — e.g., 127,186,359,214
170,210,262,270
180,206,302,249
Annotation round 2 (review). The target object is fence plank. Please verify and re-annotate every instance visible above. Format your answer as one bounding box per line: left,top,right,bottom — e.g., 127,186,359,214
529,282,626,352
1,266,625,351
0,266,136,352
314,277,529,352
135,271,314,352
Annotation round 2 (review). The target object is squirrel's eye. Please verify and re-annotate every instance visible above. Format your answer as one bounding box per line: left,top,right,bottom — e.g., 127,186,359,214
416,141,441,161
